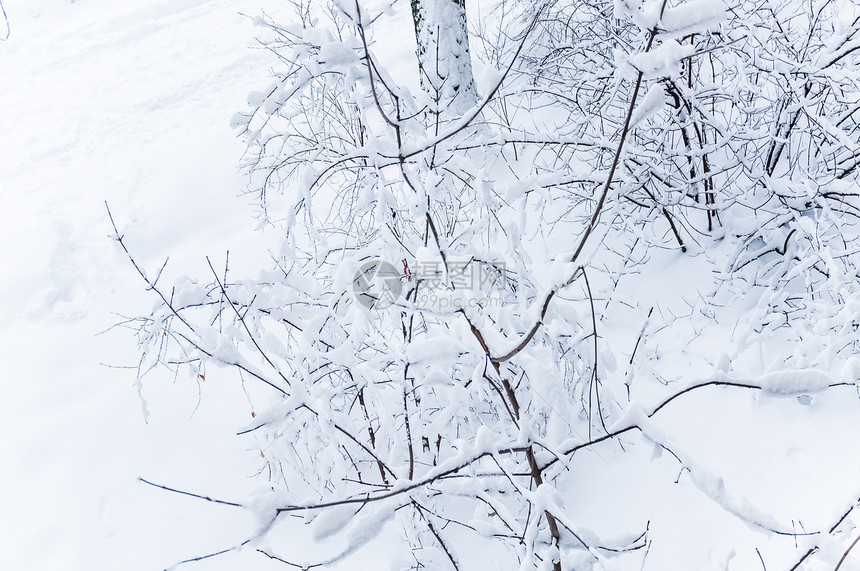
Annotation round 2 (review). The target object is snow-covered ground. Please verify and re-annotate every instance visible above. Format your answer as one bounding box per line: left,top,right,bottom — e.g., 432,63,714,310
3,1,860,570
0,1,294,568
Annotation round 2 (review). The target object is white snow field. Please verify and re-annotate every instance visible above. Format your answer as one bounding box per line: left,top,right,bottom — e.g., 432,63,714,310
0,1,304,569
2,1,860,570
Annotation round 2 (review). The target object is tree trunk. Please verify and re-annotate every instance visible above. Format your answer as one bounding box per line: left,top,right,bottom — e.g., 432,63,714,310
410,0,478,117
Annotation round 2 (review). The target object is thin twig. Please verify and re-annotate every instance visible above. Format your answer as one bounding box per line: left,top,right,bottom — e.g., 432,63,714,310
835,533,860,571
138,477,242,508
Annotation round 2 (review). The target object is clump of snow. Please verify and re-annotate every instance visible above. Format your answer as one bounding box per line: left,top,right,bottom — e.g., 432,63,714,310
312,504,358,541
630,83,667,128
631,39,696,79
406,334,461,363
244,483,282,535
841,357,860,384
660,0,727,34
318,40,359,67
755,369,835,395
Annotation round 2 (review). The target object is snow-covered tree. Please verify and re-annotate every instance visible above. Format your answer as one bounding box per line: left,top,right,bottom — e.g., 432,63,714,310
410,0,478,116
114,0,860,569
